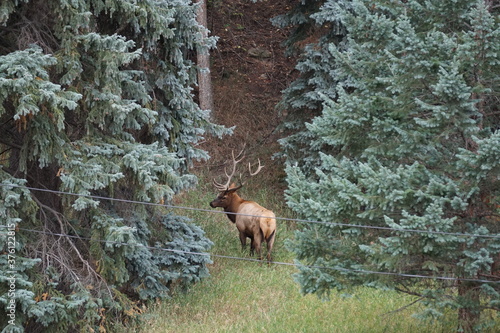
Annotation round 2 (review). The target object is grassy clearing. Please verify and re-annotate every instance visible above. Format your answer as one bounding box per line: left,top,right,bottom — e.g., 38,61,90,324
143,260,452,333
144,264,442,332
142,181,460,332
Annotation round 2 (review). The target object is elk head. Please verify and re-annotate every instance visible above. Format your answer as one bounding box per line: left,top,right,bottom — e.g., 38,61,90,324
209,150,264,212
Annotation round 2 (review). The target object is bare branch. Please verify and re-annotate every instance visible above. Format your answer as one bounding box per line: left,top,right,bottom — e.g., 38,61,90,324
30,194,111,298
382,297,424,316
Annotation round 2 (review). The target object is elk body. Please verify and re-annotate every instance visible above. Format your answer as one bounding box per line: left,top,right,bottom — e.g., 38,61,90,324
209,152,276,262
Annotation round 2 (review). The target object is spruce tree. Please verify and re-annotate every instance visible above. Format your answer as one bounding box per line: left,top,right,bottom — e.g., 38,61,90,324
0,0,228,331
282,0,500,331
272,0,349,171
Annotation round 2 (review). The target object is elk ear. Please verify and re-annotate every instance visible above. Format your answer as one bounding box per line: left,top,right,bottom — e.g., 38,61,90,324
227,183,243,193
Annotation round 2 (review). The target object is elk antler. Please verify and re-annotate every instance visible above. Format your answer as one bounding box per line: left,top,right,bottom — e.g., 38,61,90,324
248,159,264,176
213,149,245,191
213,148,265,192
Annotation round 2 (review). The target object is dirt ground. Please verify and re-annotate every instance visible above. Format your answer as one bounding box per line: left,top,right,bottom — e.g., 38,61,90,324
199,0,297,184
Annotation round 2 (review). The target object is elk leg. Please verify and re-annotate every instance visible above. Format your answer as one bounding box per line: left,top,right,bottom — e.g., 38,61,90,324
247,235,257,256
266,230,276,263
253,232,263,260
239,232,247,250
251,238,261,260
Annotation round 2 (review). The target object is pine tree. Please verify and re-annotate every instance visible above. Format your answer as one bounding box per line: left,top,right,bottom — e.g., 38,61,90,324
271,0,349,171
282,0,500,331
0,0,229,331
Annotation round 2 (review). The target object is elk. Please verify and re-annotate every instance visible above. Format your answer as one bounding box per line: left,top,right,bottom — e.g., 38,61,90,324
209,151,276,262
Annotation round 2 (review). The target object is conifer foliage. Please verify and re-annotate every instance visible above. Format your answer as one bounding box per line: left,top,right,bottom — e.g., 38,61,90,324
0,0,228,331
281,0,500,330
272,0,348,171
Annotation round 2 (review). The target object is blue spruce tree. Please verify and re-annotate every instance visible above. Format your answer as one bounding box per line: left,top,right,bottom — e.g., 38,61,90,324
272,0,349,171
0,0,229,331
282,1,500,331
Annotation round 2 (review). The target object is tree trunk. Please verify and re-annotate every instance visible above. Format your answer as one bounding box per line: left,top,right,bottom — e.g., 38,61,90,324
195,0,214,113
457,281,481,332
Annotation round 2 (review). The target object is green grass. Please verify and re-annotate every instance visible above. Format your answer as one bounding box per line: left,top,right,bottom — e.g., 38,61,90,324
143,260,452,333
140,182,468,332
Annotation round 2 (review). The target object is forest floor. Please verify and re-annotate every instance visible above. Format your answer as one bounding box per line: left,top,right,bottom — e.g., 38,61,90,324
196,0,297,189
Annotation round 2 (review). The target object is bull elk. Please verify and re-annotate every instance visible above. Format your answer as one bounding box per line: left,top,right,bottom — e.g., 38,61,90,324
209,151,276,262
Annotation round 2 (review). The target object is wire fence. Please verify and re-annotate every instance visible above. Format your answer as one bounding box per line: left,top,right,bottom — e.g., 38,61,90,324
3,183,499,239
1,183,500,284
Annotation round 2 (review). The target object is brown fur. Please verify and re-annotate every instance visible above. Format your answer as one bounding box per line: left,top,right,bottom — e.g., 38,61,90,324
210,187,276,262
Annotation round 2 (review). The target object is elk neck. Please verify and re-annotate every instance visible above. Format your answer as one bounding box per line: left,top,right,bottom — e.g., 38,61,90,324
224,192,245,223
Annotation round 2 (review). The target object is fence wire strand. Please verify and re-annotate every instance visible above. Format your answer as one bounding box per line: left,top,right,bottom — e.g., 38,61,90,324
2,183,499,239
1,183,500,284
1,225,498,284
